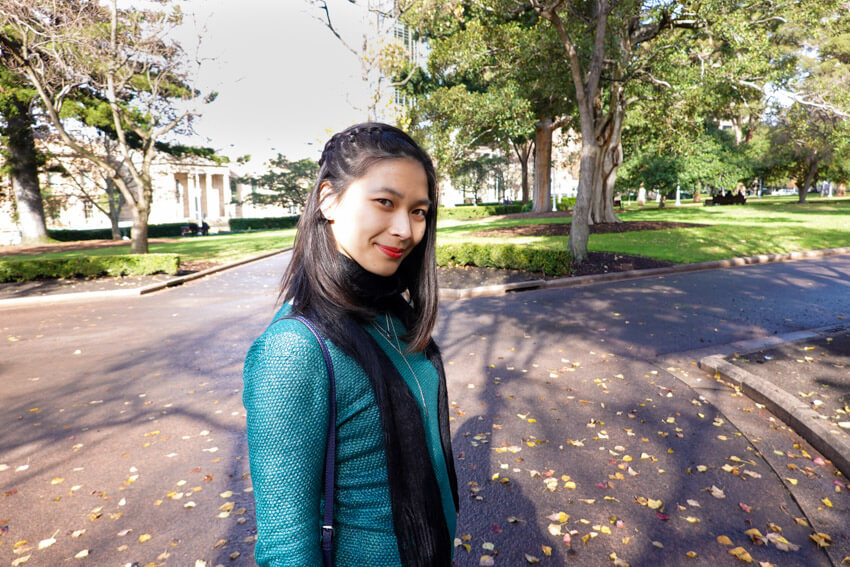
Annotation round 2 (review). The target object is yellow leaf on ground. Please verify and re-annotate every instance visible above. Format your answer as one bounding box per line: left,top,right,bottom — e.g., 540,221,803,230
810,533,832,548
717,535,733,546
728,547,753,562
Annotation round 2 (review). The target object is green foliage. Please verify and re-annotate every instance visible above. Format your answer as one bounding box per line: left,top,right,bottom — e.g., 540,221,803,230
229,216,300,231
436,204,522,220
556,197,576,211
621,124,756,193
520,200,533,213
0,254,179,282
436,242,570,277
237,155,318,211
48,222,187,241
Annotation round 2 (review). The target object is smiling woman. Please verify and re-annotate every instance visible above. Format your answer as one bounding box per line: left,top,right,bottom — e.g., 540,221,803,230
320,158,431,276
242,123,458,567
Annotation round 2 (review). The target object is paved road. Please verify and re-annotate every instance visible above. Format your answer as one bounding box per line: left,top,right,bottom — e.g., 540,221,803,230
1,253,849,566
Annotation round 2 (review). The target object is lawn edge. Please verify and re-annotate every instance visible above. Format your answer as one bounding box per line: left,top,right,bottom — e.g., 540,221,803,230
439,246,850,300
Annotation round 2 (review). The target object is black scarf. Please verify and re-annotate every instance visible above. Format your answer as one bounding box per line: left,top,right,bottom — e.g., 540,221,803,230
299,255,459,567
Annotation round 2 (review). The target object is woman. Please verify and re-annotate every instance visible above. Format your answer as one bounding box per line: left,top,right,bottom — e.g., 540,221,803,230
243,123,459,566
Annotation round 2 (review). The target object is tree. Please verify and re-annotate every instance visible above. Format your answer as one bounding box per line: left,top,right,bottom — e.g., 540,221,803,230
0,0,208,253
403,3,572,209
238,155,319,212
767,3,850,202
0,66,48,243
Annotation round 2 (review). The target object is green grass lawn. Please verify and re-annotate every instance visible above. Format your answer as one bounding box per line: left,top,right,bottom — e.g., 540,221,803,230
4,195,848,268
436,195,850,264
2,229,297,265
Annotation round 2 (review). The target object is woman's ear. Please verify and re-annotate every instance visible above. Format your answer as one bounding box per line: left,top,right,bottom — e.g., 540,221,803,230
318,182,337,222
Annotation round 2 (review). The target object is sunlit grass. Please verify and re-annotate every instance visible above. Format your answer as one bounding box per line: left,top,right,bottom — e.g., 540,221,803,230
2,229,297,264
436,196,850,263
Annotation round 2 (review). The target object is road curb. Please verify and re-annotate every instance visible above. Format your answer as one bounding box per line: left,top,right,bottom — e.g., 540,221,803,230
699,347,850,481
0,247,292,309
439,245,850,300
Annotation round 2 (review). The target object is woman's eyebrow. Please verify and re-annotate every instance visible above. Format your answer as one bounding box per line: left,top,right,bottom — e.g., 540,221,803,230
372,186,432,207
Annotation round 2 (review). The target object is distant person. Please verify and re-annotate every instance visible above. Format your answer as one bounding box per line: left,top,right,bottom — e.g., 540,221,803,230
243,123,459,566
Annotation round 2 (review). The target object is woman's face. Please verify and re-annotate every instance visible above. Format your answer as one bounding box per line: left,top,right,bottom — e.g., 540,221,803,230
321,158,431,276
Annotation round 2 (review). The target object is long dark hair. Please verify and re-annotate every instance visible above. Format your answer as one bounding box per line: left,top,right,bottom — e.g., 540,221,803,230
280,122,439,351
278,123,458,566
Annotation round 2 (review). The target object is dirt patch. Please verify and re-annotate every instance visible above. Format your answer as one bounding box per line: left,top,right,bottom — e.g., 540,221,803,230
470,220,705,238
436,251,672,289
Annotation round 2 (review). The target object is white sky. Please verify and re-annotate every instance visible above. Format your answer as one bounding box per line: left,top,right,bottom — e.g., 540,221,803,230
171,0,374,169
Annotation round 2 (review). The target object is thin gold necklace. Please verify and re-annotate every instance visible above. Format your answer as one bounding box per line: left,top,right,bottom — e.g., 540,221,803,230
372,313,430,420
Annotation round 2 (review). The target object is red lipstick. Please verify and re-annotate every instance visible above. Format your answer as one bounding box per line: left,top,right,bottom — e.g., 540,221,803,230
376,244,404,259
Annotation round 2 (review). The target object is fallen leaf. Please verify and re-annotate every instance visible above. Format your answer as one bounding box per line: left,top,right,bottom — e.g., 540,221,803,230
810,532,832,548
745,529,767,545
525,554,540,563
717,535,734,546
139,533,152,543
710,485,726,499
728,546,754,562
38,537,56,550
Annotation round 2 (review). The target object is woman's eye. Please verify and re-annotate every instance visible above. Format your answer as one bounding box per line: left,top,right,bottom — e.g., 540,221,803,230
412,208,428,217
376,198,393,207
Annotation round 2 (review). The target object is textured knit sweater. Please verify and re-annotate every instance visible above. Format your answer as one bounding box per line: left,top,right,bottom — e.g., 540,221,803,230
243,304,457,566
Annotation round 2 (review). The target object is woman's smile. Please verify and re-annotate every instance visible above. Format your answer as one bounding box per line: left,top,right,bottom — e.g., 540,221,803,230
322,158,431,276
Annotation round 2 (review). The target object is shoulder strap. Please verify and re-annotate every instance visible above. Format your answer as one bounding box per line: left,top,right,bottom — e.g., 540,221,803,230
273,315,336,567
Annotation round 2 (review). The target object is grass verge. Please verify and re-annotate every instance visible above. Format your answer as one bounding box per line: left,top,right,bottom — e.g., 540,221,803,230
436,196,850,264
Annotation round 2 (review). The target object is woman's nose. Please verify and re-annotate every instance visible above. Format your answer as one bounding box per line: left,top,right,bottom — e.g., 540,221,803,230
389,211,412,240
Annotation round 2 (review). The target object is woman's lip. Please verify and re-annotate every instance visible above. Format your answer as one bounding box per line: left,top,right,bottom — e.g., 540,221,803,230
376,244,405,259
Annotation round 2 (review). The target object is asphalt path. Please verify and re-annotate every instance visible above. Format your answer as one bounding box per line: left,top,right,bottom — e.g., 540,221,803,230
1,252,849,566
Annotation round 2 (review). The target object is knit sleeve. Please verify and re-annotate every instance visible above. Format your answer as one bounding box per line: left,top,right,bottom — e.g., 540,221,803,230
243,321,330,567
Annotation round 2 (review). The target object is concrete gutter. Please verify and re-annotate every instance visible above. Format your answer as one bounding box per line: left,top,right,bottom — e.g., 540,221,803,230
439,245,850,300
0,247,291,309
698,329,850,480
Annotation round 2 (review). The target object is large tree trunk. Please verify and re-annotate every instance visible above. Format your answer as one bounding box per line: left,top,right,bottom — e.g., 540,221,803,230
798,156,817,204
7,99,49,244
130,204,150,253
589,91,624,224
570,103,599,264
533,119,555,213
105,177,123,239
512,139,533,204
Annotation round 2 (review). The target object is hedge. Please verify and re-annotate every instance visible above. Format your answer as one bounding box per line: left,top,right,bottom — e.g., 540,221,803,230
436,204,523,220
556,197,576,211
48,222,188,241
436,243,570,277
229,216,300,231
0,254,180,283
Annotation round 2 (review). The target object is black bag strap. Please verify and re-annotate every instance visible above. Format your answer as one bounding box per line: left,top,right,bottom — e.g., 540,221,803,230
274,315,336,567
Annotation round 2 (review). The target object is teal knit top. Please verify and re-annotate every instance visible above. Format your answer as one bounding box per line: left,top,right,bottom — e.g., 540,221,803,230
243,304,457,566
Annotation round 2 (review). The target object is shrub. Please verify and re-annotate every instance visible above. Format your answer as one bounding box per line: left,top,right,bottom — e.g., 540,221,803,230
229,216,300,231
48,222,189,241
0,254,179,283
520,201,533,212
436,204,522,220
436,243,570,277
48,228,121,241
556,197,576,211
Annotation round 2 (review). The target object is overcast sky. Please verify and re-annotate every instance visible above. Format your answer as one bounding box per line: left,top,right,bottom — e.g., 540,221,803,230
173,0,374,168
